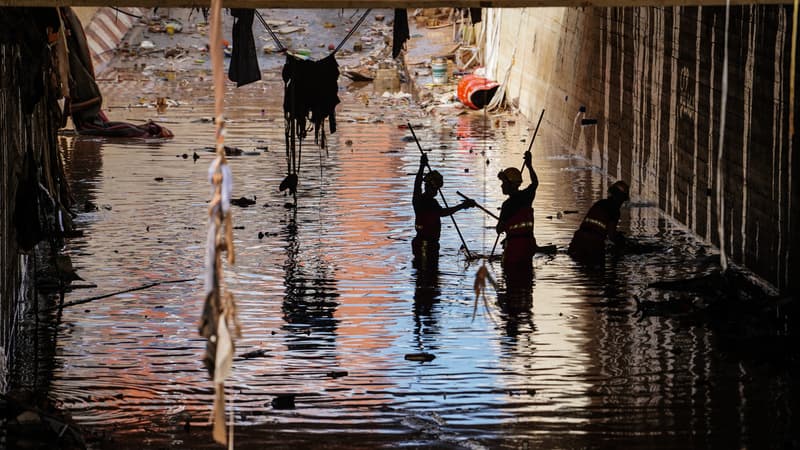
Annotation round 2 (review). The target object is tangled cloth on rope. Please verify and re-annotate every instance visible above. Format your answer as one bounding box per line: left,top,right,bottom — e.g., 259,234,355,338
265,9,369,195
280,53,340,195
283,53,340,149
198,0,241,445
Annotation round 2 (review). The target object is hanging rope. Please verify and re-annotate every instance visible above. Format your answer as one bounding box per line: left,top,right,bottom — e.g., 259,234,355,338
473,89,497,323
333,9,372,54
199,0,241,446
255,10,286,52
255,8,371,59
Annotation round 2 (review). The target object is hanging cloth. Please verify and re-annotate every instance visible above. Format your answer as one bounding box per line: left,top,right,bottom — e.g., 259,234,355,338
228,8,261,87
392,8,409,59
270,9,369,195
470,8,482,24
282,53,341,148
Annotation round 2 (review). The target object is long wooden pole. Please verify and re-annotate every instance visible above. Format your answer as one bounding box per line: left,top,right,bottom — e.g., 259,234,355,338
407,123,472,258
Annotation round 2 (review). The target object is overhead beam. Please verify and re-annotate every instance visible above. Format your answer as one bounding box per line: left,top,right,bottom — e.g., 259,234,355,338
0,0,794,8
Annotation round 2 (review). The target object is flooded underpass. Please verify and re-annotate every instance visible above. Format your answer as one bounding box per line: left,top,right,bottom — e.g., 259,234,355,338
39,71,797,449
0,6,788,449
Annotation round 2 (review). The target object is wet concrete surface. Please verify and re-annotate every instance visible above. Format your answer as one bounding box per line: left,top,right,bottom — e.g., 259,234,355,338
16,7,798,450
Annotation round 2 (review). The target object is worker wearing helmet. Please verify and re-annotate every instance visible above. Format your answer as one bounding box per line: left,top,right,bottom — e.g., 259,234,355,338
413,153,475,267
496,150,538,279
568,180,629,264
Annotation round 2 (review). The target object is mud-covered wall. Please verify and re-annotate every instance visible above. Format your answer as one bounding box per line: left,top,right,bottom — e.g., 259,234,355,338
0,8,72,391
485,6,799,294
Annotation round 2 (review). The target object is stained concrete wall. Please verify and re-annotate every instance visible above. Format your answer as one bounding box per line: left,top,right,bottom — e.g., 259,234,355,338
484,5,799,294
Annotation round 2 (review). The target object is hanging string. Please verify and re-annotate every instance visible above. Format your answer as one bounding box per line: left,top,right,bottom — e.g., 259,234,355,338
333,9,372,54
110,7,142,19
255,8,371,59
255,10,286,52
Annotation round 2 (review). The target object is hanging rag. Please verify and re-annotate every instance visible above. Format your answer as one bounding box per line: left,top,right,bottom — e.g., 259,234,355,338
228,8,261,87
61,7,173,138
470,8,482,24
282,53,340,148
392,8,409,59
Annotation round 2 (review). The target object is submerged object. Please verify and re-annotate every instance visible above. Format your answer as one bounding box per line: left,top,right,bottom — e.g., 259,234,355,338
279,173,298,194
457,74,499,110
271,394,295,409
231,196,256,207
405,352,435,362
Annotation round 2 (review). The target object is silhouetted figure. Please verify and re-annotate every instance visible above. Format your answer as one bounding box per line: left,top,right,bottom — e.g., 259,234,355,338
496,150,538,282
568,180,629,265
412,153,475,267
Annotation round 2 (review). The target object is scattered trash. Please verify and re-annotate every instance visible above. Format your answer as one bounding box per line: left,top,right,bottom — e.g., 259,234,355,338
342,69,374,82
277,26,304,34
140,40,155,49
164,21,183,34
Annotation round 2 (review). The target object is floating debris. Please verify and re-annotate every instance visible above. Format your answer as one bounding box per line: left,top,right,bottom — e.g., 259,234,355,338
404,352,435,362
239,349,270,359
230,196,256,207
270,394,295,409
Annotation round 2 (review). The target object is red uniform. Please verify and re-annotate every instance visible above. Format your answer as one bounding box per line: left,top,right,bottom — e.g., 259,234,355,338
498,184,537,276
412,194,442,267
568,198,621,263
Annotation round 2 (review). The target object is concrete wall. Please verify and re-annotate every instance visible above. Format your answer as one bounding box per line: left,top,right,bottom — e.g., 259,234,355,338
484,5,799,294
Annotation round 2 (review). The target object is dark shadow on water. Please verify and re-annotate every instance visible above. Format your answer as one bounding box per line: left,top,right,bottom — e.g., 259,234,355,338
497,265,535,341
281,204,340,351
412,256,442,352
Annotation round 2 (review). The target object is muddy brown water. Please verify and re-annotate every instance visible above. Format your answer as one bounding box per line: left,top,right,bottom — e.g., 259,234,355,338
43,74,795,449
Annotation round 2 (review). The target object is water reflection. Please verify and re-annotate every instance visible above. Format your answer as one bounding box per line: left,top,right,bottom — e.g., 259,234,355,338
36,77,795,448
281,206,340,349
412,263,441,352
497,268,535,340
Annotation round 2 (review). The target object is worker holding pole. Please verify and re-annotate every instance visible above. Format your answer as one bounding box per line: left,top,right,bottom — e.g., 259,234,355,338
412,152,476,268
496,149,538,279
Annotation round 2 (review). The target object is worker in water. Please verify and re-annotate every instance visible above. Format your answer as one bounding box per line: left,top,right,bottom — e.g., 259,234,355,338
568,180,629,264
496,150,538,279
413,153,475,267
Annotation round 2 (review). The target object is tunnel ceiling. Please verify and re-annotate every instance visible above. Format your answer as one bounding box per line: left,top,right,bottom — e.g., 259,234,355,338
0,0,794,7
